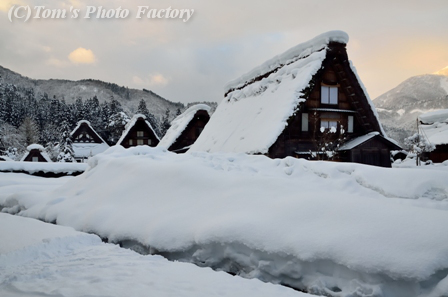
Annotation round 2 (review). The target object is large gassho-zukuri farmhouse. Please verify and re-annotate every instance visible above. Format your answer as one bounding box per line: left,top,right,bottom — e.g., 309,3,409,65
190,31,400,167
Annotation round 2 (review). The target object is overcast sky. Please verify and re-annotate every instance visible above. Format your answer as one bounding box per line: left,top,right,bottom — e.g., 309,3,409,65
1,0,447,105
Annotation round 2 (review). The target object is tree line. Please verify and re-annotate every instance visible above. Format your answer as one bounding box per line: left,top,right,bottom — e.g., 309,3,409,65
0,81,176,160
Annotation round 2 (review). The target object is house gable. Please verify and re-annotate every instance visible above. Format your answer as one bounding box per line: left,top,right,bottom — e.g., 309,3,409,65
71,121,105,144
118,115,160,148
21,144,51,162
268,42,386,158
70,120,110,160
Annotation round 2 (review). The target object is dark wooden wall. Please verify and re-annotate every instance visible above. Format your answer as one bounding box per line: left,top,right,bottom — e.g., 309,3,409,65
426,144,448,163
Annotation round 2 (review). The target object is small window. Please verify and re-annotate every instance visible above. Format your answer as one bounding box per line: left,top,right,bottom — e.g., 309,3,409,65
321,86,338,105
32,156,39,162
137,131,144,137
320,113,339,132
301,113,308,132
147,139,152,145
129,139,133,145
137,139,144,145
321,120,338,131
348,116,354,133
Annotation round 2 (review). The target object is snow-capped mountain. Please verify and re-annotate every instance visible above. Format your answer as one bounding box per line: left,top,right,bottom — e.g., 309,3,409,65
373,70,448,145
0,65,184,121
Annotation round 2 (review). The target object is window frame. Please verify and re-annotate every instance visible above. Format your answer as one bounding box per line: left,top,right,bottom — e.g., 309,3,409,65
321,85,338,105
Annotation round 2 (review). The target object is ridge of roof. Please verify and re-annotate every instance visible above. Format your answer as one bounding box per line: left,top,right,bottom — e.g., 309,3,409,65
224,30,349,93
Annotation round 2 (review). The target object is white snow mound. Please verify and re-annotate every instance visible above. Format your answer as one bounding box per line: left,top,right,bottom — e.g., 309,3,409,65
1,146,448,296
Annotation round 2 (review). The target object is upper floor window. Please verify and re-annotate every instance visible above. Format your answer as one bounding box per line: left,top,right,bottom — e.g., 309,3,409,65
320,112,339,132
321,85,338,105
137,131,144,137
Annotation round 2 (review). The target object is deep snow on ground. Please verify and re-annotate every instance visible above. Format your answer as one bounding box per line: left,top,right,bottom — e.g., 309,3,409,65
0,213,306,297
1,146,448,297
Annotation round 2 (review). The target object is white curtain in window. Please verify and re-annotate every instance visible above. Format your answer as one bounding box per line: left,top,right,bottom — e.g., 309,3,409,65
329,87,338,104
348,116,354,133
301,113,308,131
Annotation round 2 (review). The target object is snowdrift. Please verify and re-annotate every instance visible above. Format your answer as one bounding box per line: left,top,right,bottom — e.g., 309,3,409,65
0,213,303,297
1,146,448,296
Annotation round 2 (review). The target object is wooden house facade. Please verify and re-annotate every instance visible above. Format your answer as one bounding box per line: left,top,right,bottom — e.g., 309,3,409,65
158,104,211,153
70,120,109,162
190,31,400,167
117,114,160,148
21,144,51,162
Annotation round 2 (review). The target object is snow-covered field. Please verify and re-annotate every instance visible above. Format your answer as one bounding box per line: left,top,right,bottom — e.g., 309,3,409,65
1,146,448,297
1,213,305,297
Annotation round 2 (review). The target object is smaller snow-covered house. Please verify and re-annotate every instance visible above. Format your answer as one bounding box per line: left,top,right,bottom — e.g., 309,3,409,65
21,144,51,162
419,109,448,163
70,120,109,162
117,114,160,148
158,104,211,153
190,30,400,167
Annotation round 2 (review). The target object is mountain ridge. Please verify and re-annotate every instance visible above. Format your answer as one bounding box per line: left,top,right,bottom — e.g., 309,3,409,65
0,65,184,121
373,73,448,145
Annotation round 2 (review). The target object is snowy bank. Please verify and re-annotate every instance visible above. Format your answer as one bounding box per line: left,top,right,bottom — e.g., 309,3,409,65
0,213,305,297
0,161,87,176
1,146,448,296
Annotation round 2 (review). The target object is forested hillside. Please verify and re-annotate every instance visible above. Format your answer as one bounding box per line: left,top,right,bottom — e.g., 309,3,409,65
0,81,177,159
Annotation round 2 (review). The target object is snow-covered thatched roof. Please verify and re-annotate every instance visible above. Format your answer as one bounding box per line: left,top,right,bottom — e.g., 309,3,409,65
20,144,52,162
158,104,211,149
70,120,109,158
191,30,386,154
224,31,349,93
117,114,160,146
419,109,448,145
70,120,108,144
419,109,448,125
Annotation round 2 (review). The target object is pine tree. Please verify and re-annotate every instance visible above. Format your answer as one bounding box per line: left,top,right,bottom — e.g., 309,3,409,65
137,99,160,136
107,111,130,144
160,108,171,137
57,121,75,162
137,99,149,115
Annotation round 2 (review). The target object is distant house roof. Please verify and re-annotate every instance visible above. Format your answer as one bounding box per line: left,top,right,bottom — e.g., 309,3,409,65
419,109,448,125
419,109,448,145
158,104,211,149
70,120,107,143
117,114,160,146
190,30,386,154
20,144,52,162
70,120,109,158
